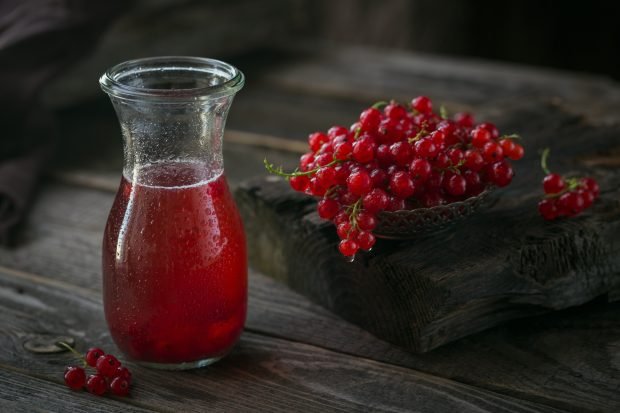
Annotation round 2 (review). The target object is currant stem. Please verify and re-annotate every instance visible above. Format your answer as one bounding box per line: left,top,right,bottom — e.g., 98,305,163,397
56,341,87,368
501,133,521,140
439,105,448,120
448,159,466,173
407,128,427,143
346,198,363,231
352,128,360,140
432,159,466,173
541,148,552,175
264,158,341,178
543,177,583,198
371,101,389,109
324,185,342,198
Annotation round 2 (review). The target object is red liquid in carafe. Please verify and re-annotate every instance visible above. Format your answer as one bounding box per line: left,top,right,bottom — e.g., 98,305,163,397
102,162,247,364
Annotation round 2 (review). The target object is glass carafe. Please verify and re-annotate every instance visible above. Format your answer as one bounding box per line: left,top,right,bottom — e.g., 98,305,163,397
99,57,246,369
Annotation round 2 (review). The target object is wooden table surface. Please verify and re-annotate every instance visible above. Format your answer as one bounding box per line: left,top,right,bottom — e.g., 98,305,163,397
1,46,619,413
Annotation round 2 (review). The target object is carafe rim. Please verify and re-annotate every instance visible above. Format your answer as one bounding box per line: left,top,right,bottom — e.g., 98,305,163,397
99,56,244,103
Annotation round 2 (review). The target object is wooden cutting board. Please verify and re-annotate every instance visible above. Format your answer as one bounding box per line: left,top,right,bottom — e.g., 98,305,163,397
235,101,620,353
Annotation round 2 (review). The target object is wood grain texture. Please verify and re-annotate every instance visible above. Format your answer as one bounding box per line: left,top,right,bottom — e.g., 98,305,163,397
0,268,562,413
260,46,620,123
0,179,618,412
0,368,153,413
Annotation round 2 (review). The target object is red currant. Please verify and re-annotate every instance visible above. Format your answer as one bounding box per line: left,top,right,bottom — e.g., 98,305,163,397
446,148,463,165
464,149,484,171
384,103,407,120
308,177,328,196
579,189,595,209
317,198,340,220
334,141,353,160
337,222,355,240
425,170,444,190
289,175,310,192
538,198,559,220
369,168,389,188
308,132,329,152
357,231,376,251
409,158,432,182
411,96,433,113
430,130,446,147
390,141,413,166
375,144,393,167
471,128,491,148
463,170,482,193
482,141,504,163
96,354,121,378
581,177,600,198
328,126,349,139
389,171,417,199
339,190,360,206
85,347,105,367
299,152,314,171
385,196,406,211
315,166,336,188
352,137,376,163
347,170,373,196
487,160,514,187
356,211,377,231
433,152,451,169
507,143,524,160
414,138,438,159
339,239,359,257
113,366,132,383
64,366,86,390
454,112,474,128
109,377,131,397
86,374,107,396
542,173,565,194
478,122,499,139
499,139,516,154
359,108,382,132
362,188,389,213
558,191,584,217
444,173,467,196
333,210,349,225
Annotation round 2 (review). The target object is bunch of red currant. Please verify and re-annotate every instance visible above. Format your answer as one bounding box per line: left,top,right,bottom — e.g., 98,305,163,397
538,148,599,220
60,343,132,397
265,96,524,258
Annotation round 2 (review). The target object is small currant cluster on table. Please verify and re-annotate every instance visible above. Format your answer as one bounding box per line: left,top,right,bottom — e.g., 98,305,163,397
265,96,524,258
59,342,132,397
538,148,599,220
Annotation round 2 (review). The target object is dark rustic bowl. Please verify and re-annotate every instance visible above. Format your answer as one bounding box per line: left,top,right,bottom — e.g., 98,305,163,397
374,189,493,239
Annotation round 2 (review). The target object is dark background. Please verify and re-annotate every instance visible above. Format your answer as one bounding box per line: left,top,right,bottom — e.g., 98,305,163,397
2,0,619,172
310,0,620,80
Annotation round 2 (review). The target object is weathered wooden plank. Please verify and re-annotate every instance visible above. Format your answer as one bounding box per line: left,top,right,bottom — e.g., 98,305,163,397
226,86,365,140
0,368,154,413
0,269,561,413
260,47,620,123
0,180,618,412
